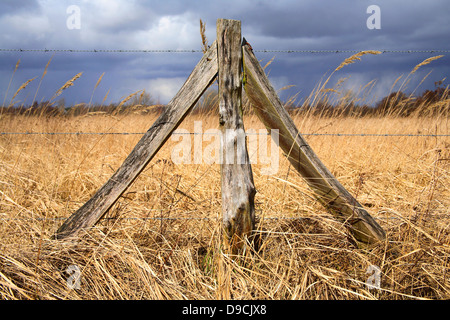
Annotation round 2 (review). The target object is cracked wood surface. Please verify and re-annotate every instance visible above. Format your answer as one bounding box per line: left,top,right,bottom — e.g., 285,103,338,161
55,41,218,240
242,43,386,246
217,19,256,250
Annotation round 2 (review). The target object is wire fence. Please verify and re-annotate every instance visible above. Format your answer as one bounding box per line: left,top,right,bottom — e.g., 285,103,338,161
1,130,448,224
2,211,450,223
0,215,438,222
1,48,450,54
1,47,448,224
1,132,449,137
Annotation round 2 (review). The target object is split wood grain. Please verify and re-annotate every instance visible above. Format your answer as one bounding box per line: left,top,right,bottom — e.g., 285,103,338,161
55,41,218,240
217,19,256,251
242,43,386,246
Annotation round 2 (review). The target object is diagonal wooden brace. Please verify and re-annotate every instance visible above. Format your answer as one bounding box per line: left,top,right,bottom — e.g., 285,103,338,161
242,43,386,246
55,41,218,240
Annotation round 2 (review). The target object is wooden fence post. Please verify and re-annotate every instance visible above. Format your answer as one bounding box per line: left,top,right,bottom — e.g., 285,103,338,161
55,17,385,250
217,19,256,252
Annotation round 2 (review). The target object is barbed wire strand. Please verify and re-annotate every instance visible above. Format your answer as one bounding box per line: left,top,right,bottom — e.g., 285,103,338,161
1,48,450,54
0,132,448,137
0,216,421,222
1,49,447,225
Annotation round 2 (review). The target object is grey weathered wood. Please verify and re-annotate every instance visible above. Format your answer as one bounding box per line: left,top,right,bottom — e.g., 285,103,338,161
55,42,218,240
217,19,256,250
242,43,386,246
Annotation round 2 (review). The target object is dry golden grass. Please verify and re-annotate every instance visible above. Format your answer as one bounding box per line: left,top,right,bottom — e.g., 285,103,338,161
334,50,382,72
88,72,105,108
9,77,37,107
32,55,53,107
0,110,448,300
0,46,449,299
2,59,20,108
411,55,444,75
200,19,209,54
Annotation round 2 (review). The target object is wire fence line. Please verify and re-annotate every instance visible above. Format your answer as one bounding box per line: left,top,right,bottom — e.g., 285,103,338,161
0,215,419,222
2,213,450,223
1,132,448,137
1,49,447,229
1,48,450,54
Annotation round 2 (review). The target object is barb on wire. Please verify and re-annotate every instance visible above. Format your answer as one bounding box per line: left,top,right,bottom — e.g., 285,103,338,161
0,215,415,222
0,48,204,53
0,132,449,137
1,48,449,54
254,49,450,54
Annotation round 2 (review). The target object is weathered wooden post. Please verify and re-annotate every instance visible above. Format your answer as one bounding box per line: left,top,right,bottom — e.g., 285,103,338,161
217,19,256,252
55,17,385,250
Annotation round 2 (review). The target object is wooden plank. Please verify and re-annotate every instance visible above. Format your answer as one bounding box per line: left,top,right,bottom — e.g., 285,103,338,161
217,19,256,251
242,43,386,246
55,42,218,240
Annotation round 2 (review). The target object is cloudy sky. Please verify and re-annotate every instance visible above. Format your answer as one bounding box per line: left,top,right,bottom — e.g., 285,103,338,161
1,0,449,107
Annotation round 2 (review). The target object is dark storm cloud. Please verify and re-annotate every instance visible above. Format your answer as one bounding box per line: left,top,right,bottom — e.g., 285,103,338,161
241,1,367,39
0,0,449,106
0,0,40,16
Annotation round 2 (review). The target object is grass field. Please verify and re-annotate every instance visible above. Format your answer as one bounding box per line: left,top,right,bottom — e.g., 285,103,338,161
0,110,448,299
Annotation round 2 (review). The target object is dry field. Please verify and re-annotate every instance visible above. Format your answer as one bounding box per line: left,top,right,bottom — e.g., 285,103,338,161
0,110,449,300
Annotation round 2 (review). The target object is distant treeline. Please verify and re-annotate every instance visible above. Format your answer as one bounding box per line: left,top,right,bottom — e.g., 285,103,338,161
1,84,448,117
290,84,449,117
0,101,167,117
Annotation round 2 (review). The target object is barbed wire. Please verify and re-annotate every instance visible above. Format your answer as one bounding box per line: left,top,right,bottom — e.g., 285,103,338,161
0,215,417,222
0,48,204,53
0,132,448,137
2,213,450,222
255,49,450,54
1,48,450,54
